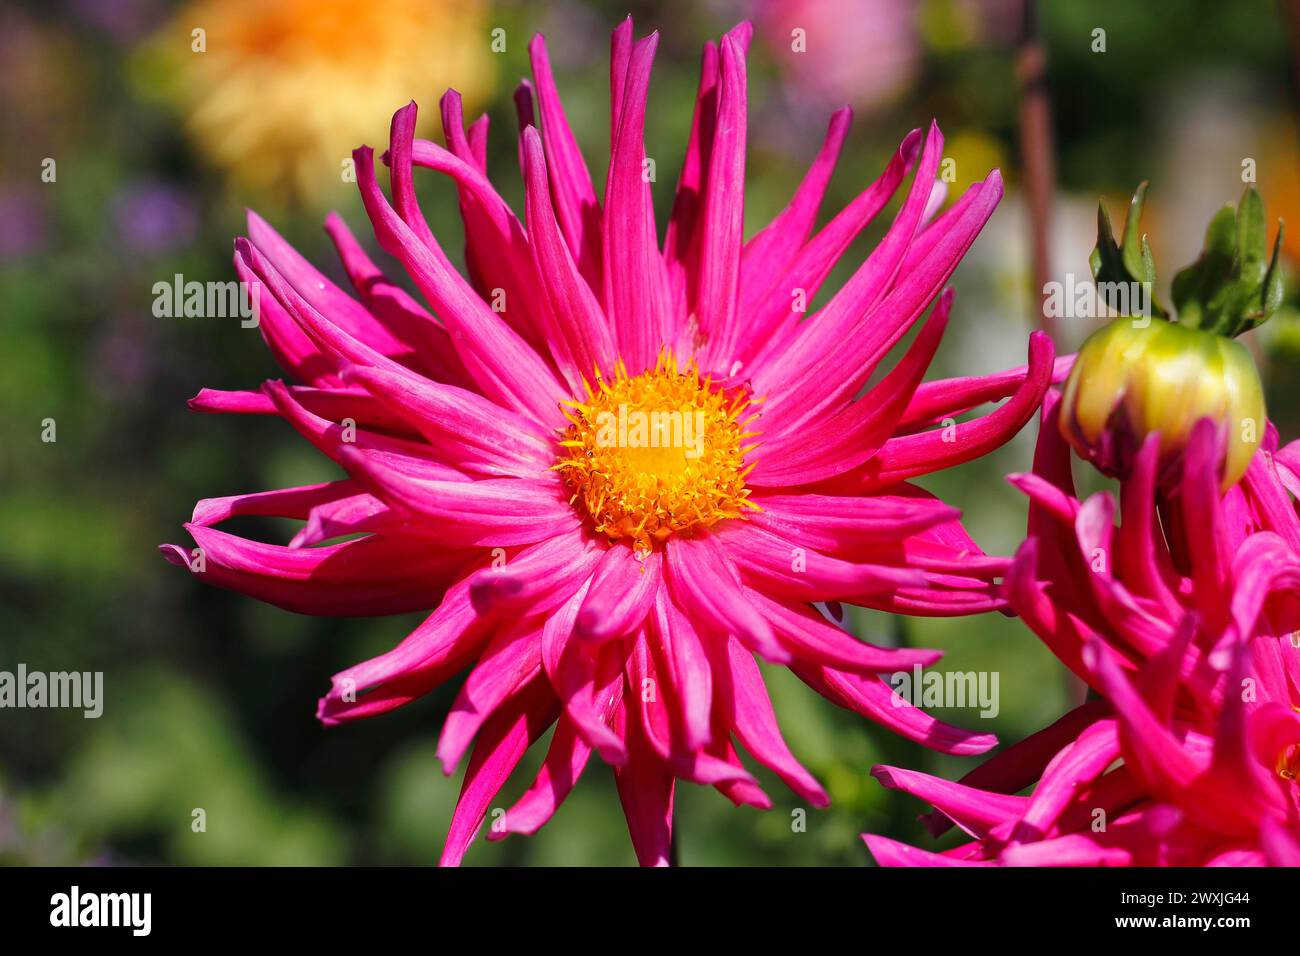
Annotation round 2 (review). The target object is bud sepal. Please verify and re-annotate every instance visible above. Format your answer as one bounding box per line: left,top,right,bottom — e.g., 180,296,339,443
1061,184,1281,490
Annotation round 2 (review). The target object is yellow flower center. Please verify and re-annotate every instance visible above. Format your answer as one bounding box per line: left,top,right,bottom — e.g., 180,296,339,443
555,354,759,552
1279,741,1299,783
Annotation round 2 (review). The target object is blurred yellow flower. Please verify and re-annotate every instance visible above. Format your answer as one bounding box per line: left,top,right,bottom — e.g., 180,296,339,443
940,129,1008,203
152,0,494,204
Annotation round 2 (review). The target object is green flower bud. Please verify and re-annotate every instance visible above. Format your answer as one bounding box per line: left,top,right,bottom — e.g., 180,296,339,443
1059,318,1265,488
1059,183,1282,490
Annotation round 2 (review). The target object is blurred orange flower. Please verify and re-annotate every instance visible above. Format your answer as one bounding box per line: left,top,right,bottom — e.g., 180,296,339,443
1261,119,1300,266
150,0,494,203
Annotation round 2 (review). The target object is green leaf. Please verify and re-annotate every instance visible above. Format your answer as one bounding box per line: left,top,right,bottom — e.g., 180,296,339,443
1120,182,1155,286
1170,187,1285,336
1171,203,1235,328
1252,221,1286,329
1090,182,1167,319
1237,186,1268,283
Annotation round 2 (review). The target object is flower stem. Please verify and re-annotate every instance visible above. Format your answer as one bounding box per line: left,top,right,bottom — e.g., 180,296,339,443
1015,0,1059,344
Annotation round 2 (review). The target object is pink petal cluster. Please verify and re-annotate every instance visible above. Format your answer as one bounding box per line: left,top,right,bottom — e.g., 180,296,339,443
163,18,1054,865
865,391,1300,866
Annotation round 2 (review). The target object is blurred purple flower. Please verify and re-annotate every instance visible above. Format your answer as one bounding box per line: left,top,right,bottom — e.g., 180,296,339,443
0,188,50,262
65,0,165,44
90,315,157,399
110,181,198,256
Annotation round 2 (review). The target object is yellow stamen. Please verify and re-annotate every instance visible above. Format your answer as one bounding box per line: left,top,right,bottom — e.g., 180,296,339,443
1279,742,1299,782
554,352,759,552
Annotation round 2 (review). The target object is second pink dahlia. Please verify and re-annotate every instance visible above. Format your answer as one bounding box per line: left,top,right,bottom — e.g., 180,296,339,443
865,394,1300,866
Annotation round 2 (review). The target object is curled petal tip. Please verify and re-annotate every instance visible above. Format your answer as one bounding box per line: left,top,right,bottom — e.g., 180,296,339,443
869,765,901,789
158,543,189,567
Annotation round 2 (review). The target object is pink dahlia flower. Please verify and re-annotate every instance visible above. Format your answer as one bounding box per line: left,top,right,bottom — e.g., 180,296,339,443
864,392,1300,866
163,18,1054,865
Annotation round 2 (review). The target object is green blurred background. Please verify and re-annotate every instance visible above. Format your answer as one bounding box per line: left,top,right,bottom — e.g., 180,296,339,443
2,0,1299,866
